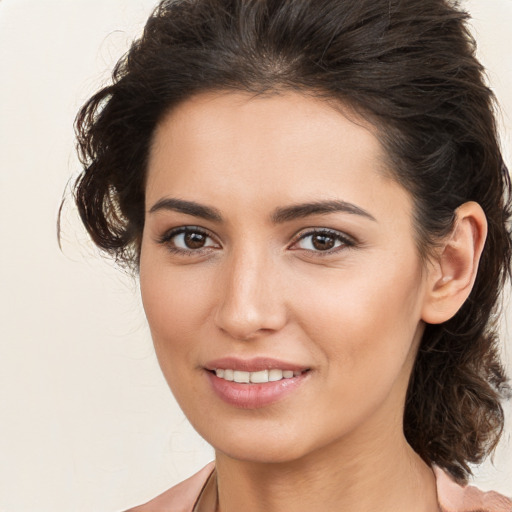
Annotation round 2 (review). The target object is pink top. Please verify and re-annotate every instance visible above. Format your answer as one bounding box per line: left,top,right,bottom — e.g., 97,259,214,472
126,462,512,512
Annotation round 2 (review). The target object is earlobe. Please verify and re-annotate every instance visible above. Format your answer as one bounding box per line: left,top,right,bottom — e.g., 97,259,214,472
421,201,487,325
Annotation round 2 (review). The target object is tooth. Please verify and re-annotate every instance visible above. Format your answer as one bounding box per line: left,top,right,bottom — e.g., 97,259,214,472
217,368,300,383
234,370,250,383
250,370,269,383
268,369,283,382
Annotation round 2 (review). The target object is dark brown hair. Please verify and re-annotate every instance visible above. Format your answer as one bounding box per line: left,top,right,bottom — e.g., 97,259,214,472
72,0,511,482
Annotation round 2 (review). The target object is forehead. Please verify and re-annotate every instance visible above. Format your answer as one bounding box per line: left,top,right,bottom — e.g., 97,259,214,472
149,90,384,168
146,90,410,221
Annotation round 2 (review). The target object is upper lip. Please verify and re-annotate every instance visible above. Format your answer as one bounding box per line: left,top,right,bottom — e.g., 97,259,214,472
204,357,309,373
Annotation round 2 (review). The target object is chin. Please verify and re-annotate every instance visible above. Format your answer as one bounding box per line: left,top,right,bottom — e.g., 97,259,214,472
216,441,309,465
193,419,320,464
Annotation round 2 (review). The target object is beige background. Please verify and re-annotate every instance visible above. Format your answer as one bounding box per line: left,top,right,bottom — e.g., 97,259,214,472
0,0,510,510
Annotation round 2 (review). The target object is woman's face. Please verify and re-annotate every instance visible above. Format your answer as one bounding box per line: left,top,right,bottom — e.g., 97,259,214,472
140,91,431,463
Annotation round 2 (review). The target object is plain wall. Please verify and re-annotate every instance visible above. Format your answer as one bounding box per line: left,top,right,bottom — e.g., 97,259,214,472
0,1,510,511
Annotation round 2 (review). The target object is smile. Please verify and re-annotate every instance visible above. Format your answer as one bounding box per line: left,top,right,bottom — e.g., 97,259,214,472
214,368,305,383
205,359,311,408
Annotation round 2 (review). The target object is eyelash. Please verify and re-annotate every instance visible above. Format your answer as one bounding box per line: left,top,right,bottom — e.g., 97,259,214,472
157,226,356,256
157,226,217,256
292,228,355,256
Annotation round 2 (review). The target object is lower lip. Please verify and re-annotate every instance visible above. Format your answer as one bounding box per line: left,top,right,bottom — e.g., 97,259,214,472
206,371,309,409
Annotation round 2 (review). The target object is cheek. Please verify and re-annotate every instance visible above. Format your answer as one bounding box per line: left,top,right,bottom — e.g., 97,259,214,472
293,252,425,381
139,263,213,413
139,254,211,360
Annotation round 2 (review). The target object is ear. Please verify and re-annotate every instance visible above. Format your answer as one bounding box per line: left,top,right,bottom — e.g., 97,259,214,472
421,201,487,324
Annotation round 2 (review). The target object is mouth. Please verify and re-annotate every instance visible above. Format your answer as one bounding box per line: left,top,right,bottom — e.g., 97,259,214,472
209,368,308,384
204,358,311,408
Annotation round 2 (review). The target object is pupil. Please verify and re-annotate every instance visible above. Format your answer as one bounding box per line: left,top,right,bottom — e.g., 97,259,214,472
312,234,335,250
185,232,206,249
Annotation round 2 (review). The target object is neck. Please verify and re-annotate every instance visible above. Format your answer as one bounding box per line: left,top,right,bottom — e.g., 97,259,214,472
212,426,438,512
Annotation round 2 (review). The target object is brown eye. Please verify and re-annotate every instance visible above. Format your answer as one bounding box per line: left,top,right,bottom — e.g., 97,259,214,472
311,234,336,251
184,231,208,249
293,229,354,253
158,227,218,253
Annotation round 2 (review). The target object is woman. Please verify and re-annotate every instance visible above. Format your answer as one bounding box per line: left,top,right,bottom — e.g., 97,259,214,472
72,0,512,510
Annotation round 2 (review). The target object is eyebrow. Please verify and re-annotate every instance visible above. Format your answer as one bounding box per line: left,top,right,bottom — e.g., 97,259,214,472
149,198,223,222
271,200,376,223
148,197,376,223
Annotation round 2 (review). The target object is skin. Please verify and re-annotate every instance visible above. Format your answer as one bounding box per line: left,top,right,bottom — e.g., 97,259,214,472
136,91,487,512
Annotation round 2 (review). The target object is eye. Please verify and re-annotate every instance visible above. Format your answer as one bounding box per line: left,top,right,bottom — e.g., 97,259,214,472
158,226,219,254
291,229,355,254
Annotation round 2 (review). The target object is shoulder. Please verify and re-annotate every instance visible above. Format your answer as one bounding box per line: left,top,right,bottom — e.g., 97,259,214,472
124,462,215,512
434,466,512,512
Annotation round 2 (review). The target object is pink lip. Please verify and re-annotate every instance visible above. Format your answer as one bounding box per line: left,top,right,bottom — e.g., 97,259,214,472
204,357,310,409
205,357,308,373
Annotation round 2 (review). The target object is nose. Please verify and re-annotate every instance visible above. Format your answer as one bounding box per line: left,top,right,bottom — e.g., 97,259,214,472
213,248,288,341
